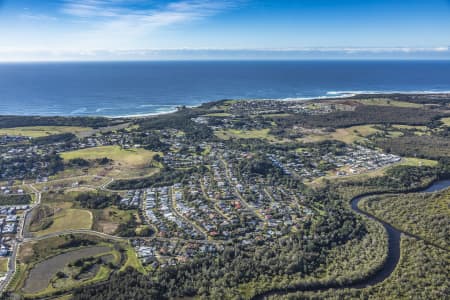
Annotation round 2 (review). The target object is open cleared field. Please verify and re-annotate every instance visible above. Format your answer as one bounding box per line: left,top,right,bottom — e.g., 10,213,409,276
61,146,159,168
52,294,73,300
391,124,428,131
93,206,133,234
441,117,450,126
391,124,429,136
261,113,292,118
34,175,110,191
355,98,423,108
0,257,8,273
22,246,111,294
0,126,92,138
399,157,438,167
386,130,404,138
215,128,284,142
32,208,93,237
120,245,146,274
309,157,437,186
298,125,380,144
202,112,233,117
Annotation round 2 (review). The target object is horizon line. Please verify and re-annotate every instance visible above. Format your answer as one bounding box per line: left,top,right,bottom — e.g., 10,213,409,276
1,58,450,63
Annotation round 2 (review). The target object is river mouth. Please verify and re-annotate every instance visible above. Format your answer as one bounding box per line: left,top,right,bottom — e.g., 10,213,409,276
254,179,450,299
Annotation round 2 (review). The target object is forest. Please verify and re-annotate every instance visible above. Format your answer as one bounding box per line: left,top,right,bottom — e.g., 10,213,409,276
360,189,449,249
74,192,122,209
0,194,31,206
376,135,450,159
108,166,207,190
275,237,449,300
72,162,449,299
271,105,447,129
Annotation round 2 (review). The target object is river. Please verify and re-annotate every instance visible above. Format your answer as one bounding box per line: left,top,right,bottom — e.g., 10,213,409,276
254,179,450,299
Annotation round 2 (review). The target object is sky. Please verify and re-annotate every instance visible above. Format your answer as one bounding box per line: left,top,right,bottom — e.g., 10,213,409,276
0,0,449,61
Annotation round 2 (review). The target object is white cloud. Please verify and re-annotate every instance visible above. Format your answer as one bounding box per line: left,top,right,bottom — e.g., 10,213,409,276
62,0,238,25
57,0,241,49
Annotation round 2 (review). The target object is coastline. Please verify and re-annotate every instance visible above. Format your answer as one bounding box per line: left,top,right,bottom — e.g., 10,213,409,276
109,90,450,119
1,91,450,119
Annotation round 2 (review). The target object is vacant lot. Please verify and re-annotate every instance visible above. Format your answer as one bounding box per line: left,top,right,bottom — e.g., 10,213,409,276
93,206,133,235
0,126,91,138
22,246,110,294
61,146,158,168
0,257,8,273
399,157,438,167
309,157,437,187
60,146,161,179
441,117,450,126
34,176,109,191
31,207,93,237
202,112,233,117
215,128,284,142
298,125,380,144
355,98,423,108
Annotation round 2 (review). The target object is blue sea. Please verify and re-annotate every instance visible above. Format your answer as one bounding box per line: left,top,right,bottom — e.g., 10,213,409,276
1,60,450,117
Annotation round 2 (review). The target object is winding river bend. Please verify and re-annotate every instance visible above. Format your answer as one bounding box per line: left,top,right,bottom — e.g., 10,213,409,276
255,179,450,299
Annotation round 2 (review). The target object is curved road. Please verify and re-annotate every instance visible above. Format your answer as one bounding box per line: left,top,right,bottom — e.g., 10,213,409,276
254,179,450,299
2,180,448,297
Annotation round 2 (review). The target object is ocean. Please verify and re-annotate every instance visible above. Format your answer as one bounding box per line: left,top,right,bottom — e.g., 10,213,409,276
0,60,450,117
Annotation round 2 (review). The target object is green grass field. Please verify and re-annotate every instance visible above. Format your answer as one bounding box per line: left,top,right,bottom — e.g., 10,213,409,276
0,126,92,138
399,157,438,167
355,98,423,108
309,157,437,187
120,245,146,274
298,125,380,144
33,208,93,237
391,124,429,136
61,146,159,167
202,112,233,117
0,257,8,273
261,113,292,118
34,176,110,191
391,124,428,131
215,128,284,142
93,206,134,235
441,117,450,126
